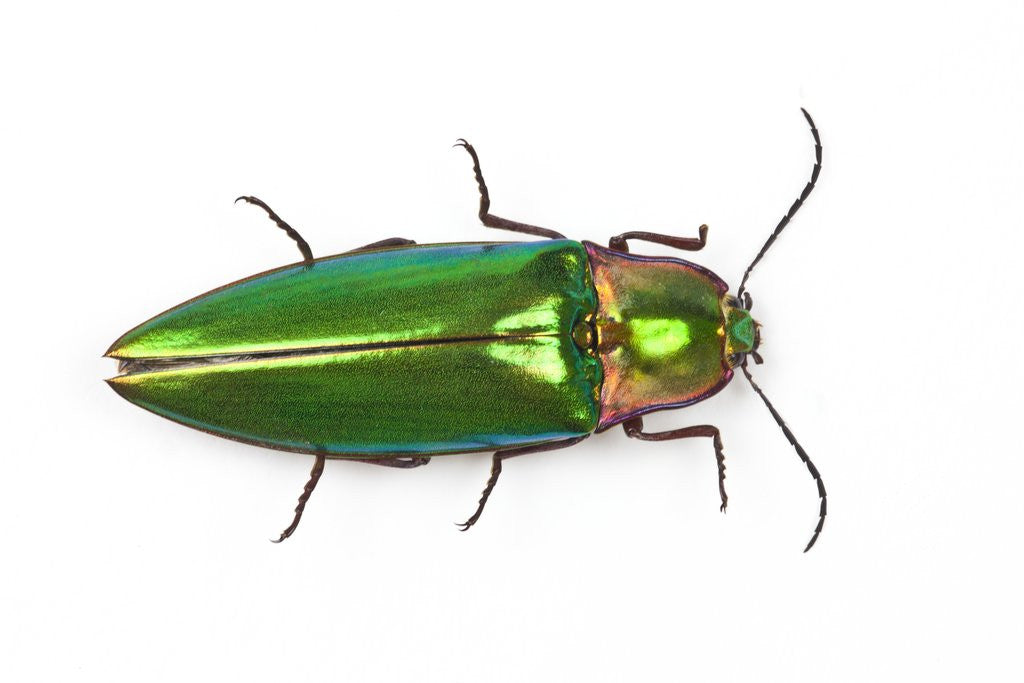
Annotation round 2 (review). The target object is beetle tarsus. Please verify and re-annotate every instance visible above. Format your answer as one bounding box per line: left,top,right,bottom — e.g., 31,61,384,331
272,453,326,543
457,456,503,531
454,139,567,240
235,195,315,264
457,436,589,531
608,224,709,254
621,417,728,512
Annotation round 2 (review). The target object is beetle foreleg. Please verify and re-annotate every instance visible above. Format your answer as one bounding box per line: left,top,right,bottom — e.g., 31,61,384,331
621,417,728,512
456,436,588,531
272,453,326,543
454,139,567,240
235,195,314,264
608,225,709,254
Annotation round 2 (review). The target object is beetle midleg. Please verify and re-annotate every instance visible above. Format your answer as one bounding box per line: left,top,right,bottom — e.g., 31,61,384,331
456,436,589,531
454,139,567,240
621,417,728,512
608,225,709,254
235,195,314,263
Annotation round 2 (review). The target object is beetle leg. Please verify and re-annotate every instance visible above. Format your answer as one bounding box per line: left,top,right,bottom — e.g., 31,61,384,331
456,436,589,531
235,196,314,263
347,456,431,468
271,455,431,543
454,139,567,240
608,225,709,254
273,453,326,543
236,197,415,260
348,238,416,252
621,417,728,512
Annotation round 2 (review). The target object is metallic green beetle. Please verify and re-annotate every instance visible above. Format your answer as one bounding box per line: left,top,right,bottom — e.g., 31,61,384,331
107,110,826,550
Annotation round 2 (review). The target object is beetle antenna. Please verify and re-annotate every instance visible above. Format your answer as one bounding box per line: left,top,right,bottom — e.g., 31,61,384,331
740,360,826,552
736,109,822,301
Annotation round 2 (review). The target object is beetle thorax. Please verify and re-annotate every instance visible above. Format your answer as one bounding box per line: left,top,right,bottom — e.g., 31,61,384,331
585,242,736,429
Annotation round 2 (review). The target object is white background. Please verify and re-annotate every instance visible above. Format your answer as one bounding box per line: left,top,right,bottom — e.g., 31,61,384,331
2,2,1022,681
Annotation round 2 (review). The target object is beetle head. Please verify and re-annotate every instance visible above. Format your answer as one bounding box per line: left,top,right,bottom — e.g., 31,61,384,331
743,291,764,364
723,294,762,367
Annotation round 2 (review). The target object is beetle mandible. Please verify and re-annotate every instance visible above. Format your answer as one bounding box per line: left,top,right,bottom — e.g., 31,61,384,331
107,110,826,550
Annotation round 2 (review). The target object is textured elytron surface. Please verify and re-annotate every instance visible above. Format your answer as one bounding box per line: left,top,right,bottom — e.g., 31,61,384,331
584,242,734,429
107,241,602,455
108,242,594,359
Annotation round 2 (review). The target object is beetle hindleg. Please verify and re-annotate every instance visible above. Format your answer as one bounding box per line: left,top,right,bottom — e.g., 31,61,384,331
454,139,567,240
272,455,430,543
273,453,326,543
347,456,431,468
235,195,315,263
608,225,709,254
456,436,588,531
235,197,415,260
621,417,728,512
349,238,416,252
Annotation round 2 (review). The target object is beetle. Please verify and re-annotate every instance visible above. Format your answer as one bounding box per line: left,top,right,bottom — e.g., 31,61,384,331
106,110,826,550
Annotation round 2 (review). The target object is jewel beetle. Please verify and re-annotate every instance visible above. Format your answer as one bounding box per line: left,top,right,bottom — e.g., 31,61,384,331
106,109,826,550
